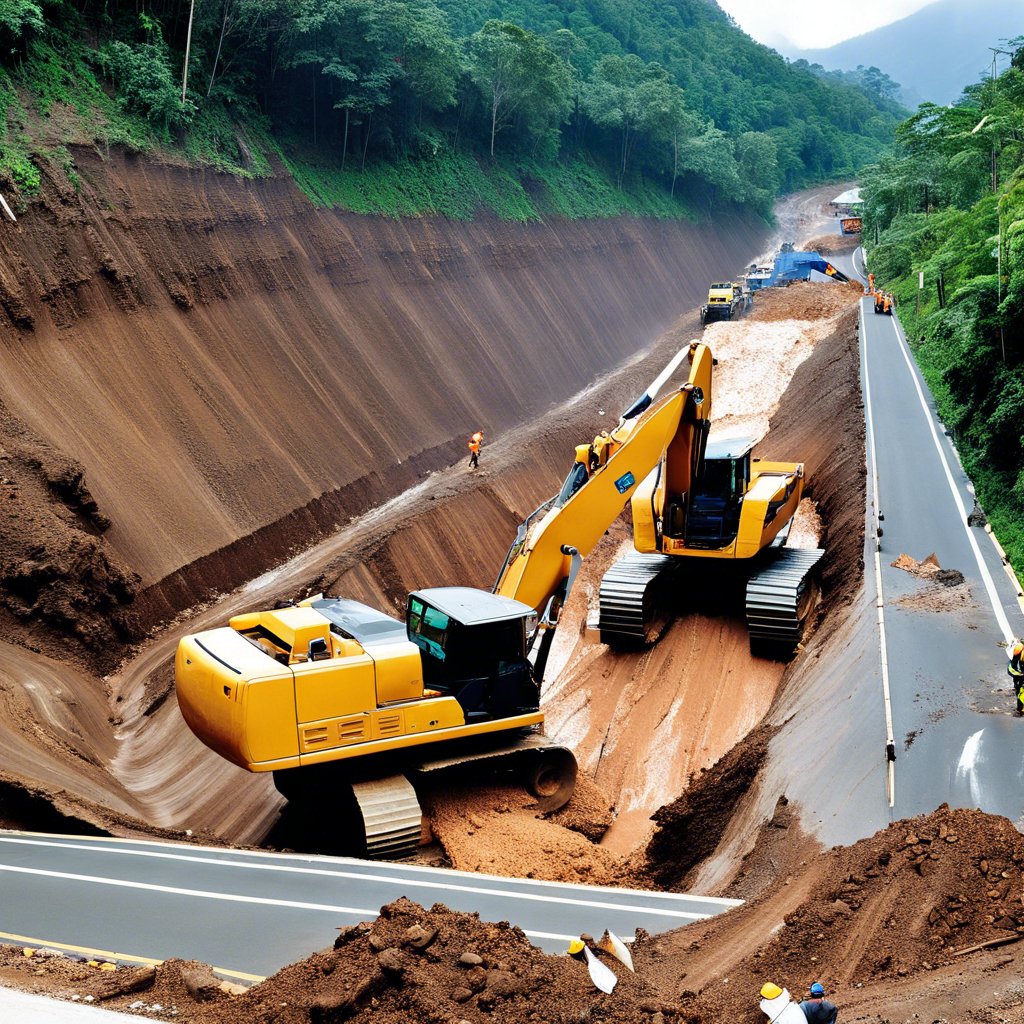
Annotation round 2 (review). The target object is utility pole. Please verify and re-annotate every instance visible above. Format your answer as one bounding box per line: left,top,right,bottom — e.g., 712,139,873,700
986,49,1011,194
182,0,196,104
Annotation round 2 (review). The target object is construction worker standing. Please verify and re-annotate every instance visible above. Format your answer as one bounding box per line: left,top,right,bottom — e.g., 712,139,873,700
1008,640,1024,716
468,430,483,469
800,982,838,1024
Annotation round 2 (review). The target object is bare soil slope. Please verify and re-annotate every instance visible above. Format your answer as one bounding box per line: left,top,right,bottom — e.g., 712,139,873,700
0,150,766,665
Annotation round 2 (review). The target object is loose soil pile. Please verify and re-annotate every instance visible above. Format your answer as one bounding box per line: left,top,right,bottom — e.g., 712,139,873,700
891,552,973,613
746,280,865,323
802,232,861,256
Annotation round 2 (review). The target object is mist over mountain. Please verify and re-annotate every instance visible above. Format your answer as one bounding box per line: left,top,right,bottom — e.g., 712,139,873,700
783,0,1023,105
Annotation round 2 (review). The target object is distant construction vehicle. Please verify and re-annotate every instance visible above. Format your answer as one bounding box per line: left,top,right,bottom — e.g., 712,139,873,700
176,342,820,858
744,245,851,292
700,281,752,323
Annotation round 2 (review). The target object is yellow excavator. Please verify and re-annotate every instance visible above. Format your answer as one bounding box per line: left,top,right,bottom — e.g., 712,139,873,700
176,342,820,858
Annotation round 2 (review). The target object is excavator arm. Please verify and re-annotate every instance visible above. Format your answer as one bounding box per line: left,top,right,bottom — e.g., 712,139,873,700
493,342,714,675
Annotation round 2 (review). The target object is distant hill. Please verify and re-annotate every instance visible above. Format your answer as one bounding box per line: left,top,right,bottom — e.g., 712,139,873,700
783,0,1024,105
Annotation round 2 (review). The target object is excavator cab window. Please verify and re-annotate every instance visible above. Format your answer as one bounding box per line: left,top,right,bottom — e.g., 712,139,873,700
408,598,536,719
408,598,449,662
686,455,749,547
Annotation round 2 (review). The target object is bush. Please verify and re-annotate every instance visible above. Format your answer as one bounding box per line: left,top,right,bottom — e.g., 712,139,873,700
0,0,42,59
98,38,192,138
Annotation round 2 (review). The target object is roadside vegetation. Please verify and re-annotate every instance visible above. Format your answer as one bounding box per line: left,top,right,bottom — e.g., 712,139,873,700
863,41,1024,573
0,0,902,220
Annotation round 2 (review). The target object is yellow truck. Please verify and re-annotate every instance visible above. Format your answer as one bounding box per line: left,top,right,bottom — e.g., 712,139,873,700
700,281,752,323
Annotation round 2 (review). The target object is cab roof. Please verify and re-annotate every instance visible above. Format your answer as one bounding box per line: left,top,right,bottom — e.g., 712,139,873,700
705,434,757,460
410,587,534,626
311,597,407,646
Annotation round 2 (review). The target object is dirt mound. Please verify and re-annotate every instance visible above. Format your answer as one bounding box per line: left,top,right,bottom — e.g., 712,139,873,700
0,399,139,667
891,552,965,587
802,233,860,255
678,805,1024,1024
748,280,862,323
423,777,625,884
78,898,670,1023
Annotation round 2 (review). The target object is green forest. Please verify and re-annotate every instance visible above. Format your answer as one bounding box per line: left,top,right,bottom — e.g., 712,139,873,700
0,0,902,219
863,42,1024,571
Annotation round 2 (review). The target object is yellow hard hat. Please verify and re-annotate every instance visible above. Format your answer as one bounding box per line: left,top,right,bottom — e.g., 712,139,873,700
568,938,585,956
761,982,783,1000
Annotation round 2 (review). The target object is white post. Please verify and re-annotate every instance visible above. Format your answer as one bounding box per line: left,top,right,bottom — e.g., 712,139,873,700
0,192,16,223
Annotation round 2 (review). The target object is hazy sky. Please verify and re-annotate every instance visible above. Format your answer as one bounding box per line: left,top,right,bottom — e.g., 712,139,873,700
716,0,936,49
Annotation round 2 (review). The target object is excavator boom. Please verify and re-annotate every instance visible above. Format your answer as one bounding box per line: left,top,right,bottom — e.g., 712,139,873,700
493,342,714,615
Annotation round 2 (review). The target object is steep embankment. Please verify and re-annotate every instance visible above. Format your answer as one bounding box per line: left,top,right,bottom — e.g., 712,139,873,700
0,149,767,666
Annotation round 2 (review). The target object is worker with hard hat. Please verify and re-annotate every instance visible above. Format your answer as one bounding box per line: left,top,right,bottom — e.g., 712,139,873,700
800,982,838,1023
1009,639,1024,716
759,982,808,1023
468,430,483,469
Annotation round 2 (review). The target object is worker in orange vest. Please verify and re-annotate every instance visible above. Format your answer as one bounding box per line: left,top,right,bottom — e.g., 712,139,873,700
867,271,875,296
468,430,483,469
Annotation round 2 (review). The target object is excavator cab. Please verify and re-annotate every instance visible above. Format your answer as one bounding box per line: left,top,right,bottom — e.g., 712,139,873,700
406,587,539,721
684,437,753,547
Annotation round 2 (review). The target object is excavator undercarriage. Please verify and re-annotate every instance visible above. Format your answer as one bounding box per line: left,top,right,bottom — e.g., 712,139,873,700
598,545,824,653
272,732,577,858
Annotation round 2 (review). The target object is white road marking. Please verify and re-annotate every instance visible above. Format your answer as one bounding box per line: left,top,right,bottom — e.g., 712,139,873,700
0,863,378,916
956,729,985,806
861,299,897,807
0,865,641,946
0,832,740,906
889,318,1015,644
0,838,713,921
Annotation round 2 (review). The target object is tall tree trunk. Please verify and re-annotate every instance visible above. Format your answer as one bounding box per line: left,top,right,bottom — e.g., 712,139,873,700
671,130,679,198
618,122,629,189
361,111,373,171
490,93,499,158
342,107,350,169
207,1,230,98
181,0,196,103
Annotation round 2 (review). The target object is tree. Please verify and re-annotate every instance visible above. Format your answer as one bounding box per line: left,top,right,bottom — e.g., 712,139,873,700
466,20,571,158
583,54,673,187
0,0,42,60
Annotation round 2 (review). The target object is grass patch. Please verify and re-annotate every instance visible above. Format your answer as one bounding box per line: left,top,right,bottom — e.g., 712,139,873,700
280,146,698,222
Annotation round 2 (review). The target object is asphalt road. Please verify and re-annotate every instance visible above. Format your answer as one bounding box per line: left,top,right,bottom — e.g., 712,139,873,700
858,286,1024,825
0,832,739,979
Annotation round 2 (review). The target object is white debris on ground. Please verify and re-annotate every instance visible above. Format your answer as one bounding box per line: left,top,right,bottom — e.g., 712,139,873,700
702,315,840,440
0,987,156,1021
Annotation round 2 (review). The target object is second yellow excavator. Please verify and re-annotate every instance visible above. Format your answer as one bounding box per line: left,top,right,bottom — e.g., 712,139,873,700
495,341,822,652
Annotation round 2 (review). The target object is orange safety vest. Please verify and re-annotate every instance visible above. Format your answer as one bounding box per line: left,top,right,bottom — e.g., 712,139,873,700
468,431,483,453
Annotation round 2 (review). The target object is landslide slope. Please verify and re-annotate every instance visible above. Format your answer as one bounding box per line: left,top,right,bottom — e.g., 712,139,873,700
0,150,766,665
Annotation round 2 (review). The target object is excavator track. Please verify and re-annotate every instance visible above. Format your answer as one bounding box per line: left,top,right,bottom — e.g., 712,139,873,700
598,552,675,646
351,776,424,859
745,547,825,650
